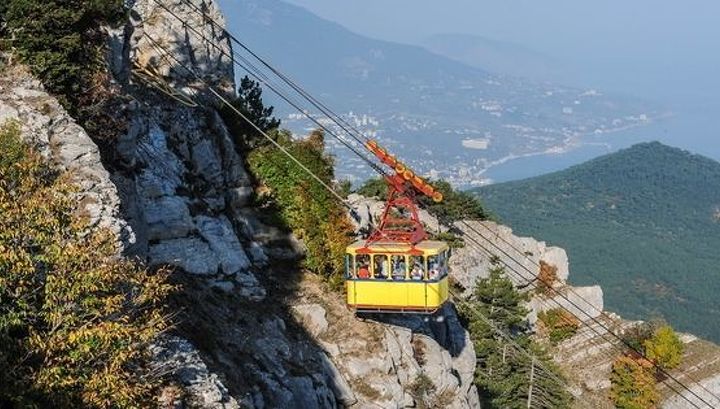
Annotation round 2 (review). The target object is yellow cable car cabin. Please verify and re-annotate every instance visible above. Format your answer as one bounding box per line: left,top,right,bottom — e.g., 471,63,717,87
345,240,450,313
345,139,451,314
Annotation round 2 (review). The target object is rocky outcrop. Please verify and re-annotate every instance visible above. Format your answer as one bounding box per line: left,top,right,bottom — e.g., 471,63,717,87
0,64,131,244
292,275,480,409
151,336,241,409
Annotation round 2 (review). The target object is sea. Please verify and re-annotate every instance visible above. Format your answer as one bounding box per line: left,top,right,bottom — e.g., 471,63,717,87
482,108,720,184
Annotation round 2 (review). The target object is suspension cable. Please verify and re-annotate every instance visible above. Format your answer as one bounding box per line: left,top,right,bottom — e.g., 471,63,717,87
141,32,351,208
172,0,376,148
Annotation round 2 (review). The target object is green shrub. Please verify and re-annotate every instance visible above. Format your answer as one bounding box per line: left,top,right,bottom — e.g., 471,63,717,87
356,177,387,198
431,231,465,248
2,0,127,141
643,324,683,370
247,130,354,280
0,121,173,408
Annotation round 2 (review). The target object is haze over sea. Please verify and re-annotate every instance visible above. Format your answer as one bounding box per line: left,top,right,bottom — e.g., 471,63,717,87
285,0,720,182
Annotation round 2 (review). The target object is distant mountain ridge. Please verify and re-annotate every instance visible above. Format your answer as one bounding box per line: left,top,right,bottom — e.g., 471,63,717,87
475,142,720,342
423,33,564,82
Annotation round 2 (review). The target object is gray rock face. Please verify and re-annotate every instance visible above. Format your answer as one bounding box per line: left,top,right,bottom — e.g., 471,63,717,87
122,0,235,96
145,195,194,240
149,237,219,275
532,285,604,320
311,302,480,408
151,336,240,409
292,304,329,338
450,220,569,292
195,215,251,275
662,372,720,409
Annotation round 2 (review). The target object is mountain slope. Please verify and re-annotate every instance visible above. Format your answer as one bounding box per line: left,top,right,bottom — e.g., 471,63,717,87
217,0,659,186
475,142,720,342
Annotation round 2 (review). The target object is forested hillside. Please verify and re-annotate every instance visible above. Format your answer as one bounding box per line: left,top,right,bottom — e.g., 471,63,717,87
476,142,720,342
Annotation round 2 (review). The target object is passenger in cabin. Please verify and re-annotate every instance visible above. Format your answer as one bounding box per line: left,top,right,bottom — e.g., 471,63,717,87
429,261,439,280
392,256,406,280
358,263,370,279
356,254,370,279
411,264,424,280
375,256,388,278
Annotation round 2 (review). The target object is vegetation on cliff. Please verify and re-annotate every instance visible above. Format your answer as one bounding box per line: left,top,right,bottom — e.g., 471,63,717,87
0,0,128,142
610,355,659,409
458,264,572,408
0,122,173,408
222,78,354,283
476,142,720,342
537,308,580,345
247,129,354,282
610,321,684,408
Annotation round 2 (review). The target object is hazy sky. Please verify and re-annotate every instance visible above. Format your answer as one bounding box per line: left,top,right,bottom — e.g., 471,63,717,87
285,0,720,109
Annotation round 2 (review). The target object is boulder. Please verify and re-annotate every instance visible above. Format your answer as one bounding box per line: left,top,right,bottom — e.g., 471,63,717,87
144,196,193,240
292,304,329,338
541,246,570,281
149,237,219,275
195,215,251,275
150,336,240,409
319,353,357,406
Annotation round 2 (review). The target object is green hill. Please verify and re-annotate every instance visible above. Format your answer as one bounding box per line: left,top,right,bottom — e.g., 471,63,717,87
475,142,720,342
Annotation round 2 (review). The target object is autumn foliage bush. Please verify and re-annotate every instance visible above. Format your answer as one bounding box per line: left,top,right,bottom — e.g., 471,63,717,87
0,121,173,408
536,260,559,295
610,323,684,408
610,355,658,409
537,308,580,345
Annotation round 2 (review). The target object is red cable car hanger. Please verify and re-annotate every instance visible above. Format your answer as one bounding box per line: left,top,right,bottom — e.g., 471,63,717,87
362,140,444,249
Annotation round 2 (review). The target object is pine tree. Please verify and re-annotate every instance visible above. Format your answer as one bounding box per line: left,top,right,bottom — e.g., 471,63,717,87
222,75,281,149
473,265,530,332
460,264,571,408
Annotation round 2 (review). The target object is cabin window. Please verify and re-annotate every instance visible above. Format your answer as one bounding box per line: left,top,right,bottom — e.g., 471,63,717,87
440,250,449,278
427,253,446,281
391,255,407,280
356,254,370,279
409,255,425,280
373,254,389,279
